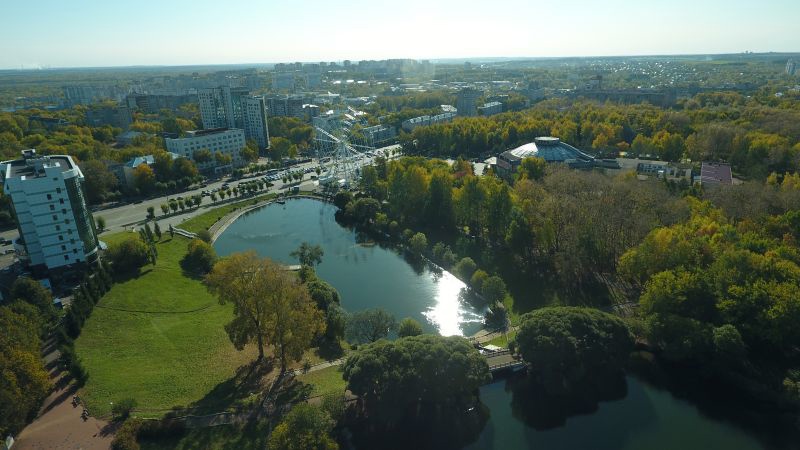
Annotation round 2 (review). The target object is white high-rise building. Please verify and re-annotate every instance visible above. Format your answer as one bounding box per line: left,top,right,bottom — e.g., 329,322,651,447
198,87,270,149
165,129,246,174
1,150,99,274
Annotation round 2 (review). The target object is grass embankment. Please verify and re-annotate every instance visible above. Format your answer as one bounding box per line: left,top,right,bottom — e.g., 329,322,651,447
75,233,256,418
181,193,276,234
485,329,518,348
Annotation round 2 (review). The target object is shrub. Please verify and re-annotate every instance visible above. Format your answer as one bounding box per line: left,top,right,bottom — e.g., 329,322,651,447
182,239,217,275
453,257,477,280
397,317,424,337
107,236,150,274
470,269,488,291
112,398,138,421
196,229,212,243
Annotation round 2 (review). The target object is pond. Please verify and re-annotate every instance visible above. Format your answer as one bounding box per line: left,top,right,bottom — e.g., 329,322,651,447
214,198,798,450
213,198,485,336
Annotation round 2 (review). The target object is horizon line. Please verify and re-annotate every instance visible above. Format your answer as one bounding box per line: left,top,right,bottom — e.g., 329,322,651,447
3,50,800,72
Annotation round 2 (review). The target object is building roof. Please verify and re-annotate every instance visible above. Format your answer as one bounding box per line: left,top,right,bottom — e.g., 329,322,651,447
700,162,732,184
2,150,75,180
501,137,594,163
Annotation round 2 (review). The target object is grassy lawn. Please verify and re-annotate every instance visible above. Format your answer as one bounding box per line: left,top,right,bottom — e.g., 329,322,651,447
75,233,257,418
297,365,347,398
139,420,271,450
485,329,518,348
181,193,275,234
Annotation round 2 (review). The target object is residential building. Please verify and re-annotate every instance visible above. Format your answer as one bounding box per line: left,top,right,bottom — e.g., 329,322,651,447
198,87,270,149
478,101,503,116
362,125,397,147
0,150,99,275
273,72,295,91
401,112,457,132
456,87,482,117
496,137,594,179
165,128,245,174
126,93,196,114
242,97,271,149
86,105,132,129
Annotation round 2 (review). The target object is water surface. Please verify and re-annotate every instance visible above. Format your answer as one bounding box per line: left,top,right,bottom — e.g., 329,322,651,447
214,198,485,335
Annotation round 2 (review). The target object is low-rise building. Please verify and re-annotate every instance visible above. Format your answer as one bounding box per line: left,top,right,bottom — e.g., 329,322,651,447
165,128,245,174
697,162,732,185
362,125,397,147
401,111,457,132
0,150,99,276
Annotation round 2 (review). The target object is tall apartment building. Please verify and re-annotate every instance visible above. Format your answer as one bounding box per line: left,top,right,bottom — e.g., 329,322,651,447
165,128,246,174
787,59,798,76
198,87,270,149
1,150,99,275
242,97,271,149
456,87,482,117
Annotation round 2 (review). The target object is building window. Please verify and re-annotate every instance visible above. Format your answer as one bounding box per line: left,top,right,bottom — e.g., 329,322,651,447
60,199,64,204
62,209,67,214
61,245,66,251
59,235,64,241
47,194,52,200
56,225,61,231
56,188,61,194
73,249,77,254
64,255,69,261
52,215,58,221
50,204,55,210
65,219,70,224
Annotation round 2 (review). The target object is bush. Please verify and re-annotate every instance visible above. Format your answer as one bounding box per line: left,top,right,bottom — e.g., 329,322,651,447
453,257,477,280
481,276,507,304
111,418,142,450
409,232,427,254
397,317,424,337
112,398,138,421
196,229,212,243
181,239,217,275
470,269,488,291
107,236,150,274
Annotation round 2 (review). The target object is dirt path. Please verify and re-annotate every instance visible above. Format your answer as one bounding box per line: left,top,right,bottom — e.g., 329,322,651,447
14,341,117,450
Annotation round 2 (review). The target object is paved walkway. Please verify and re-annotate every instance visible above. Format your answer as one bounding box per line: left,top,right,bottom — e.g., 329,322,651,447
14,339,117,450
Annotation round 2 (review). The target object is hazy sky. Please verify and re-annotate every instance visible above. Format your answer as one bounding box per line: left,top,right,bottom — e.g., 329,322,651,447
2,0,799,69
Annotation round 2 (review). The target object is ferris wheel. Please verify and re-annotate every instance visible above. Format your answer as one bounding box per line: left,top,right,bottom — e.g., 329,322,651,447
314,125,374,187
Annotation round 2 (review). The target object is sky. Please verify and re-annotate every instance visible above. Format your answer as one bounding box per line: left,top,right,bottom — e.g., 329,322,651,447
1,0,799,69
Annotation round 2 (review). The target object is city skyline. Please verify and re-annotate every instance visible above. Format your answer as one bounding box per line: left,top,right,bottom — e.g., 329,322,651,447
2,0,799,69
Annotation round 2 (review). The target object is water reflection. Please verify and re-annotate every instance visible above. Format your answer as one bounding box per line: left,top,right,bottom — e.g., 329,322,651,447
423,270,484,336
213,198,486,336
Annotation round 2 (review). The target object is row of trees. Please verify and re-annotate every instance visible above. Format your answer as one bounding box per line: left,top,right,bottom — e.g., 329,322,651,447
400,97,800,178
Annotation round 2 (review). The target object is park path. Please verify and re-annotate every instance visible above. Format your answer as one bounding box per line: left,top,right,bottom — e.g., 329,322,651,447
14,340,116,450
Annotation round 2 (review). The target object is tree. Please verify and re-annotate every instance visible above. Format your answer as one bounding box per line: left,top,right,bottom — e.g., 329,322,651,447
346,308,396,344
95,216,106,233
160,203,169,216
133,164,156,196
268,404,338,450
182,239,217,275
111,398,137,421
10,277,56,322
80,159,119,204
205,252,324,368
408,232,427,254
342,335,490,423
197,229,212,243
397,317,424,337
146,206,155,219
106,235,151,274
153,222,162,240
481,276,507,304
517,156,546,182
291,242,324,268
516,307,634,394
453,257,477,281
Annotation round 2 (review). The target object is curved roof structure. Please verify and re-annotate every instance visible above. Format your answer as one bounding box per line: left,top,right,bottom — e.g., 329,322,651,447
502,137,594,163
